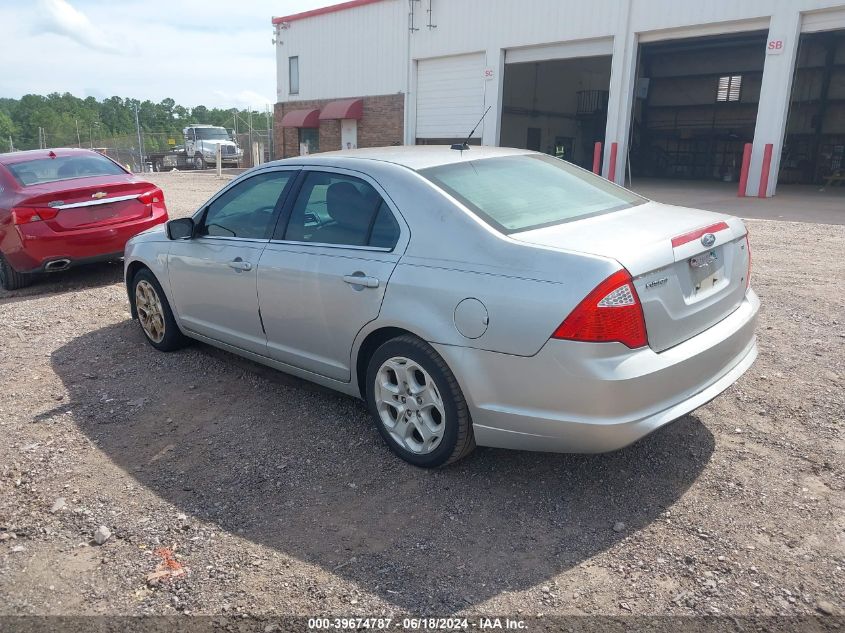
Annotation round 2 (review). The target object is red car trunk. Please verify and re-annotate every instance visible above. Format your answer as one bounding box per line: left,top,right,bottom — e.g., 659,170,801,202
15,177,159,231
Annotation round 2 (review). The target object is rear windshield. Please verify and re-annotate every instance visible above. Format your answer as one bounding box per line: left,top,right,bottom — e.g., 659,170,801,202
6,154,126,187
420,154,645,234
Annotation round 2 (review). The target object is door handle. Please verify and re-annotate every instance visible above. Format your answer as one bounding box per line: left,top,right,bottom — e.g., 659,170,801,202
343,274,379,288
227,258,252,272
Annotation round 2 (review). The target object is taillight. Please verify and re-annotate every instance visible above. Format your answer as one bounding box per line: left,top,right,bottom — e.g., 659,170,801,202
11,207,60,224
137,187,165,207
552,269,648,349
744,232,751,289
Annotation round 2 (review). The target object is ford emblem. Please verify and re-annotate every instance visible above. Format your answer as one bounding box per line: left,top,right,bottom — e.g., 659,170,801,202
701,233,716,248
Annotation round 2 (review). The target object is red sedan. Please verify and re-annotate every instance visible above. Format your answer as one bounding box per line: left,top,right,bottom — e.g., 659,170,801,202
0,148,168,290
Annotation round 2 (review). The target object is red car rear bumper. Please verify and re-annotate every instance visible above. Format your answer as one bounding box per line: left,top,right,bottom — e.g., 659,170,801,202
5,206,168,273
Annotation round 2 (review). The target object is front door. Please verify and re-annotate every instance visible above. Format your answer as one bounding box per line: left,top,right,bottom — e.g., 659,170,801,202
257,169,406,381
167,168,298,354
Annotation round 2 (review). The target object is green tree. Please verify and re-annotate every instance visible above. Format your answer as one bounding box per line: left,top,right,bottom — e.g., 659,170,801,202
0,111,15,149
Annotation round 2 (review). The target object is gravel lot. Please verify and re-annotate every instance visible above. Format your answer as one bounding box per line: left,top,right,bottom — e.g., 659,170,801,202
0,172,842,623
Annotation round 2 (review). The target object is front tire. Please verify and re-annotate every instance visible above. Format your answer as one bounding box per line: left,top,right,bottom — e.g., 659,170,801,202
365,335,475,467
0,253,33,291
131,269,188,351
194,154,205,170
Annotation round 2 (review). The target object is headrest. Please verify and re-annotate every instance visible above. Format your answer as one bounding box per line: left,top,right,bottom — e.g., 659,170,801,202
57,163,78,178
326,181,369,228
16,170,38,185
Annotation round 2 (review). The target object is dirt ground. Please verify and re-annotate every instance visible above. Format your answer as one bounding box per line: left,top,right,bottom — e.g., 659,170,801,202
0,172,843,625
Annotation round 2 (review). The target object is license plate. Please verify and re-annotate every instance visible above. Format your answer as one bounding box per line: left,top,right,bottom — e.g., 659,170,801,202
689,249,722,294
689,250,718,269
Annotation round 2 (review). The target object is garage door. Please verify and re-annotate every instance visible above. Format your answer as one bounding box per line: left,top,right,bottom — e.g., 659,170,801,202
416,53,485,140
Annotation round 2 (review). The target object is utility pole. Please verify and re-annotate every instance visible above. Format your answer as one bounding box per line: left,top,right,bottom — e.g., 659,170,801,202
134,103,145,172
265,104,272,160
8,136,13,152
75,119,81,146
248,106,254,165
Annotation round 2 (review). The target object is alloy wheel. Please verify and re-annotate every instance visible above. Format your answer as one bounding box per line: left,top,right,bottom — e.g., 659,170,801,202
135,280,166,343
374,356,446,455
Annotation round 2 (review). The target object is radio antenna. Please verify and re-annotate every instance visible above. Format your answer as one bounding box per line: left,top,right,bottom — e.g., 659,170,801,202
451,105,491,152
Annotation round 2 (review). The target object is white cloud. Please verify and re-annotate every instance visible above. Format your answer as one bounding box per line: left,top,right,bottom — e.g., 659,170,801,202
0,0,336,109
35,0,123,54
212,90,275,110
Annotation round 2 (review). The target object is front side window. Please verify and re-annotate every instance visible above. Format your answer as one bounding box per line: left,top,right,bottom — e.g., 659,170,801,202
289,56,299,95
420,154,645,234
281,171,399,248
200,171,294,239
7,154,126,186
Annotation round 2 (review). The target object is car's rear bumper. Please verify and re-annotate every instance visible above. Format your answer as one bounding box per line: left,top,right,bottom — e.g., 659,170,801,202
434,289,759,453
5,207,168,273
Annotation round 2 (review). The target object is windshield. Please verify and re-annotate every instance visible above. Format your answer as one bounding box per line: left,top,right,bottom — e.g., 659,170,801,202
193,128,230,140
420,154,646,234
6,154,126,187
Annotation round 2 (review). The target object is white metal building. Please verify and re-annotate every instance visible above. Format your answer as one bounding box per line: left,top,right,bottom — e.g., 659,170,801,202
273,0,845,196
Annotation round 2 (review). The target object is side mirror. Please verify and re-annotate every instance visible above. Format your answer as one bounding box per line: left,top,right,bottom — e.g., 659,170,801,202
166,217,195,240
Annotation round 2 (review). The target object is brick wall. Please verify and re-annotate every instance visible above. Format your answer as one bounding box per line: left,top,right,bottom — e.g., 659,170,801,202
274,93,404,159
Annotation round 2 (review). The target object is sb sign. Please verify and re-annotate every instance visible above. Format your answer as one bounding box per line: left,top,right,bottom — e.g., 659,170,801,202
767,39,785,55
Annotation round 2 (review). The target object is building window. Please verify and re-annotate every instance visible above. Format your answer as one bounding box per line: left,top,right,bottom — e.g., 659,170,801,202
716,75,742,102
289,56,299,95
298,128,318,155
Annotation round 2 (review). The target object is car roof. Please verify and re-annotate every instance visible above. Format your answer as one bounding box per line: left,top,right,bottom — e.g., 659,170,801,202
273,145,536,171
0,147,106,165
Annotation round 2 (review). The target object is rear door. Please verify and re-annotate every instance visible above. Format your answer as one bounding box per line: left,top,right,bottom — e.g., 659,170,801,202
167,168,298,355
257,168,407,381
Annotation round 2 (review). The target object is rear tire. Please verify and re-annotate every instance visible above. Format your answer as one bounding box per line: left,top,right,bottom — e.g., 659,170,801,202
153,159,164,172
131,269,188,352
365,335,475,468
0,253,33,291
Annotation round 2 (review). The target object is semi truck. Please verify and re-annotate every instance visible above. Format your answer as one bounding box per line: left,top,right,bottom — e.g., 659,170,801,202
148,124,243,171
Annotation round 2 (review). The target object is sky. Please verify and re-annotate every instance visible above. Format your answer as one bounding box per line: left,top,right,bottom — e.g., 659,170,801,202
0,0,336,109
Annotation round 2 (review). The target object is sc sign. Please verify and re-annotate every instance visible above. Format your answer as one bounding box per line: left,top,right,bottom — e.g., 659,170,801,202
767,38,785,55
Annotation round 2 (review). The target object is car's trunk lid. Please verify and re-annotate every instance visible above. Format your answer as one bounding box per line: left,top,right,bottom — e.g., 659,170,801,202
511,201,750,352
15,176,157,232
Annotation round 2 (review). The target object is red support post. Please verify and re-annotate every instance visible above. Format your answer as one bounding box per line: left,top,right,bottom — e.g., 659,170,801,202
757,143,773,198
738,142,752,197
592,141,602,174
608,142,618,182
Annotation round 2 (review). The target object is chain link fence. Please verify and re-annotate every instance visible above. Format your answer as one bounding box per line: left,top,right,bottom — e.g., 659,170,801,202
10,113,274,173
35,131,273,173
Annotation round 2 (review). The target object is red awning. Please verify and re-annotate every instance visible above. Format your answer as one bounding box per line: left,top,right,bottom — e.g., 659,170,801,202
280,108,320,128
319,98,363,121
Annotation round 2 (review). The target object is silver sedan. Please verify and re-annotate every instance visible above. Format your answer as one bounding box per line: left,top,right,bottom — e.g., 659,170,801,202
124,146,758,467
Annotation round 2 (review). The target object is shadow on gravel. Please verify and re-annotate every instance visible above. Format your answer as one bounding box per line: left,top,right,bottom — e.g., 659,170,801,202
0,261,123,305
53,320,714,612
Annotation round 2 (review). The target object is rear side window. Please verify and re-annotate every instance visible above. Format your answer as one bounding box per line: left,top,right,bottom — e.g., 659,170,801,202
6,154,126,186
420,154,645,234
281,172,400,249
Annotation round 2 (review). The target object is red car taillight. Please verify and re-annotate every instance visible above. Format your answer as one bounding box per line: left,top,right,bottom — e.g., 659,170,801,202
552,269,648,349
744,232,752,289
137,187,165,211
11,207,59,224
